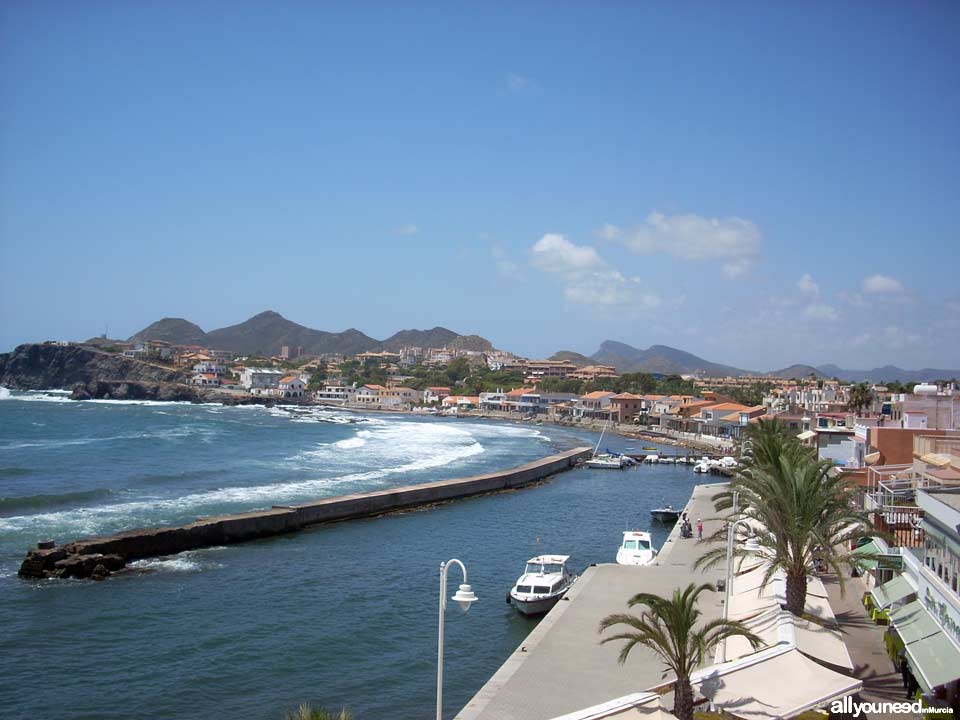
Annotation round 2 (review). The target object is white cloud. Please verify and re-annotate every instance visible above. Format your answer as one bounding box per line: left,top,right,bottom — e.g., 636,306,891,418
506,72,528,93
595,223,621,240
621,211,762,277
797,273,820,296
803,303,839,321
862,274,904,295
530,233,602,274
396,224,419,236
529,233,660,309
491,243,521,279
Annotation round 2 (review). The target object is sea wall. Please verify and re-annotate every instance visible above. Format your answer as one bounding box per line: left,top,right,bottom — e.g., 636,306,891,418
18,446,592,580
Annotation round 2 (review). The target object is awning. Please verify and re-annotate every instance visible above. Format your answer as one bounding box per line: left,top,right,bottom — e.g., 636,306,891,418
693,647,861,719
905,631,960,692
890,601,941,645
865,451,881,465
851,540,902,570
797,430,816,441
869,575,916,609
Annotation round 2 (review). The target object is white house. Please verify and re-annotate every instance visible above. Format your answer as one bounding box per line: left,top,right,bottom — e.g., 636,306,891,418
193,361,223,375
240,368,284,391
190,373,220,387
279,375,306,398
356,384,385,404
314,383,358,403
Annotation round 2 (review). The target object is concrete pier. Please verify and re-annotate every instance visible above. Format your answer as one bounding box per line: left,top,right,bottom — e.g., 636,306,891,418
456,482,730,720
19,446,592,580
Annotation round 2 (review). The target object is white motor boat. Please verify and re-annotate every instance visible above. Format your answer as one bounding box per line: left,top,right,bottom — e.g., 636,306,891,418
644,454,659,463
616,530,657,566
508,555,577,615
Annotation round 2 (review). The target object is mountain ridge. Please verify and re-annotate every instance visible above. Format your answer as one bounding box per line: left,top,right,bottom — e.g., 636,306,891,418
128,311,494,357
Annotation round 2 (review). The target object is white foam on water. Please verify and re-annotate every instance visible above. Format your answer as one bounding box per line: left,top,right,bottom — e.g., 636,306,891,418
0,424,214,451
0,418,487,536
127,549,224,574
333,430,372,449
0,389,71,403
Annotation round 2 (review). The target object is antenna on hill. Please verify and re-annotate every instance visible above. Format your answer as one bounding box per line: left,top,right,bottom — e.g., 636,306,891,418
103,323,108,340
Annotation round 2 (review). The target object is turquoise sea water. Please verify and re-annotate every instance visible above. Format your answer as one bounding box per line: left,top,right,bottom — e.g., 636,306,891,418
0,390,701,719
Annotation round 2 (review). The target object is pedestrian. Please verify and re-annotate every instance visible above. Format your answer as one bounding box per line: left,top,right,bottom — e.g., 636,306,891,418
696,518,703,541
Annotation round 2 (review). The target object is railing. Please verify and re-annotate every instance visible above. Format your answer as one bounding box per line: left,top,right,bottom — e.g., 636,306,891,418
873,507,925,548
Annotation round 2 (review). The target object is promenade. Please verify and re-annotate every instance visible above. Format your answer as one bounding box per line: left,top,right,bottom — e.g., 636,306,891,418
456,482,730,720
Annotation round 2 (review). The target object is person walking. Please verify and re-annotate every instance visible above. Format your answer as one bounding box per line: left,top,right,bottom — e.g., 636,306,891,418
696,518,703,541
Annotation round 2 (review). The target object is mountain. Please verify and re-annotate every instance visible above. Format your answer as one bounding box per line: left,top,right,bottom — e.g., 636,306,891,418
767,364,826,380
549,350,593,367
202,311,380,357
590,340,749,377
129,318,208,346
128,312,495,357
815,364,960,383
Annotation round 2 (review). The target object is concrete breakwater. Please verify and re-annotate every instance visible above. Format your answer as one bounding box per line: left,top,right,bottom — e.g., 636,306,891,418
18,446,592,580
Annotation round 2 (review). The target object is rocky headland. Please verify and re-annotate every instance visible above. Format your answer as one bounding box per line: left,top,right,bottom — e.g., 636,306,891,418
0,343,272,405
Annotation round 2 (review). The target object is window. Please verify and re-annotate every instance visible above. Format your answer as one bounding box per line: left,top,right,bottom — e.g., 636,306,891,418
516,585,532,594
623,540,638,550
532,586,550,594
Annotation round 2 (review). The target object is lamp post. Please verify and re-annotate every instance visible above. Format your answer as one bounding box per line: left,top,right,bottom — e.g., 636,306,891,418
721,509,759,662
437,559,478,720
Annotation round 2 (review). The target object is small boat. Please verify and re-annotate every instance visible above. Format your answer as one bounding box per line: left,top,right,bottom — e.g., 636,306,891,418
650,505,681,523
644,454,659,463
642,446,658,451
508,555,577,615
616,531,657,566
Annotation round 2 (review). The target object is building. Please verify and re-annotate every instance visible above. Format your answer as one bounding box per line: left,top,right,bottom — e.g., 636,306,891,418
525,360,577,381
860,434,960,704
609,393,644,423
193,361,223,375
279,376,306,398
190,373,220,387
442,395,480,410
573,391,616,420
356,384,385,404
313,383,358,403
569,365,618,382
239,368,284,391
423,386,452,404
379,386,419,407
886,386,960,431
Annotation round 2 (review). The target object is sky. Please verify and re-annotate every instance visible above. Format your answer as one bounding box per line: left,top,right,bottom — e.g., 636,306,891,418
1,1,958,371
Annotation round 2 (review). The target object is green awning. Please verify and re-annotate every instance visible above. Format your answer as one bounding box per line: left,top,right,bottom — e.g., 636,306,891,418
905,631,960,692
890,601,941,645
852,540,903,571
869,574,916,609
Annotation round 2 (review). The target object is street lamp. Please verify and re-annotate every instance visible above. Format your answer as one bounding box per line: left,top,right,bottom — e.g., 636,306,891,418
721,514,760,662
437,558,478,720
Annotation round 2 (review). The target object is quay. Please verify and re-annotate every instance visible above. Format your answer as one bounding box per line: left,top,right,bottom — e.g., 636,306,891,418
457,482,731,720
18,446,592,580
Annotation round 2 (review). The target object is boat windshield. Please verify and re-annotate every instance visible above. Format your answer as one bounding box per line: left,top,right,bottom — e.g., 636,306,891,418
526,563,563,575
516,585,532,594
623,539,650,550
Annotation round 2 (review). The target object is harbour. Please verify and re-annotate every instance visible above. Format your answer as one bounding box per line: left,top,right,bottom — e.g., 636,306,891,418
0,394,702,719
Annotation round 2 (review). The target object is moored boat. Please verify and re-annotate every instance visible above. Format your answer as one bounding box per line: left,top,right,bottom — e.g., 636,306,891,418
507,555,577,615
616,530,657,566
650,505,681,523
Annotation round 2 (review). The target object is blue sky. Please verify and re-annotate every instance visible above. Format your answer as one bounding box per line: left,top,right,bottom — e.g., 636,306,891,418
2,1,958,371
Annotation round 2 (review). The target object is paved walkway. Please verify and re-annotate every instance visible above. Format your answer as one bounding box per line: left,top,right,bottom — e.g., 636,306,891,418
456,482,731,720
822,571,907,720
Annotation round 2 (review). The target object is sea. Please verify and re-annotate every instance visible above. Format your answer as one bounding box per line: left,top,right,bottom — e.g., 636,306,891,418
0,388,703,719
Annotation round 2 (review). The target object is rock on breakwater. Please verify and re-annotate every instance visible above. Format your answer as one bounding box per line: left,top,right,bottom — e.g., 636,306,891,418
18,447,592,580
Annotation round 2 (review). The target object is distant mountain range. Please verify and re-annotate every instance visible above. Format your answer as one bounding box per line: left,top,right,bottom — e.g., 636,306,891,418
588,340,749,377
128,311,493,357
125,314,957,382
549,340,959,382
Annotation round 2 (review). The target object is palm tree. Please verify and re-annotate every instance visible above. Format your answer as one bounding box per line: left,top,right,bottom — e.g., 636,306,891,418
697,453,875,616
283,705,353,720
598,583,761,720
847,382,874,416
